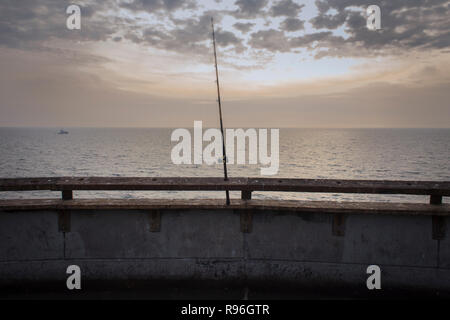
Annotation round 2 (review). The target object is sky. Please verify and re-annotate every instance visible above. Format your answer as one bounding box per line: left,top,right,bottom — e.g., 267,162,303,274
0,0,449,128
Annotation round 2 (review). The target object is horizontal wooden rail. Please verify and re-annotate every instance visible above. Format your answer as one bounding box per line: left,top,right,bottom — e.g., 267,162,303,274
0,177,449,196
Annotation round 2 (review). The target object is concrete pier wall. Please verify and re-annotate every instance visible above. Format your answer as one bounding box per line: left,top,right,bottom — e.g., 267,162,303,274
0,208,449,294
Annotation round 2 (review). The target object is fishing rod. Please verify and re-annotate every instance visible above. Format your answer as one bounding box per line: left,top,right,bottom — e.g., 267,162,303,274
211,17,230,206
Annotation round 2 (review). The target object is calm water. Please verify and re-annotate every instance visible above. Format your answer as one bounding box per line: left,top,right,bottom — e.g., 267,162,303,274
0,127,449,202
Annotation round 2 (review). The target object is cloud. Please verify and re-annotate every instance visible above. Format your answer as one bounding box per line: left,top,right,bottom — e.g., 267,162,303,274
248,28,341,56
0,0,119,48
310,11,347,29
0,0,449,64
306,0,450,57
120,0,195,12
233,22,256,33
239,0,450,59
232,0,269,18
127,12,245,56
249,29,291,52
0,46,222,128
1,26,450,128
216,29,245,51
280,18,305,31
270,0,304,17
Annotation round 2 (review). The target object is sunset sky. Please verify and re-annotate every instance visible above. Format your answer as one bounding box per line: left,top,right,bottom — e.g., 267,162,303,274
0,0,449,128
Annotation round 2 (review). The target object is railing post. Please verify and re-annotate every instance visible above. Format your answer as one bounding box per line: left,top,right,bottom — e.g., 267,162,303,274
239,210,253,233
62,190,73,201
240,190,253,233
430,195,445,240
148,210,161,232
59,190,72,232
241,190,252,200
332,214,346,237
430,195,442,205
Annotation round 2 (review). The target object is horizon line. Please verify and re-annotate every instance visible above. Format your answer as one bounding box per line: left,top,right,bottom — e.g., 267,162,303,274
1,126,450,129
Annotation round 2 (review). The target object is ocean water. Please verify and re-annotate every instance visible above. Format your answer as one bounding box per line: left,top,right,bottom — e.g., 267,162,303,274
0,127,449,203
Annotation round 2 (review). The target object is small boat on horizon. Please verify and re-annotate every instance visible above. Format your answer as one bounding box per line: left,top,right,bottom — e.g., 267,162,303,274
58,129,69,135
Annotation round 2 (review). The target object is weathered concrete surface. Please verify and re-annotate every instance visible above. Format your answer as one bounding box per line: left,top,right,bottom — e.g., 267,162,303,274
0,211,64,262
341,214,437,267
438,216,450,268
0,208,449,294
247,212,345,262
66,209,242,259
246,212,438,266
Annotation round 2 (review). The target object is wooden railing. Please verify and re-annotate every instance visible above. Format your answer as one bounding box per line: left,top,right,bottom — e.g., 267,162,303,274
0,177,449,203
1,177,449,236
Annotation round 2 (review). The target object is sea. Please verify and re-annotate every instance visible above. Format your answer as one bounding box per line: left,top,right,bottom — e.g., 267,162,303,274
0,127,449,203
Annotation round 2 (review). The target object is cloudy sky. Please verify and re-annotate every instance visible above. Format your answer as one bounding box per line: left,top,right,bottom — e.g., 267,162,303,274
0,0,449,127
